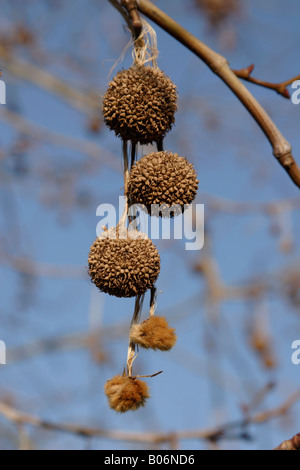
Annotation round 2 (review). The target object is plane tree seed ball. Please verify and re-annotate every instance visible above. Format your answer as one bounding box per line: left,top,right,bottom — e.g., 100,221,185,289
88,227,160,298
102,65,178,144
128,151,199,217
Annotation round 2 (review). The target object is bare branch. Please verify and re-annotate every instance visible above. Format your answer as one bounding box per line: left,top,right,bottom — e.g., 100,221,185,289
135,0,300,188
0,390,299,446
233,64,300,99
0,53,98,115
121,0,143,38
0,249,86,279
0,107,120,172
201,193,300,215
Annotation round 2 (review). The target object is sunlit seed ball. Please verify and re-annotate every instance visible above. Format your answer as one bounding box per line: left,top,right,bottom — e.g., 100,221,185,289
130,316,177,351
104,375,150,413
88,227,160,298
102,65,178,144
128,151,199,217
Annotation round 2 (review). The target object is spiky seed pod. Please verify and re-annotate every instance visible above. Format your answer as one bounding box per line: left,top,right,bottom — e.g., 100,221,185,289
104,375,150,413
130,316,177,351
88,227,160,298
128,151,199,217
102,65,178,144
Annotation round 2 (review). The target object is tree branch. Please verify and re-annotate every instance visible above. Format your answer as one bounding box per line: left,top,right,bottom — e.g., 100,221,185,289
0,389,299,446
0,107,120,172
121,0,142,38
0,52,99,115
135,0,300,188
232,64,300,99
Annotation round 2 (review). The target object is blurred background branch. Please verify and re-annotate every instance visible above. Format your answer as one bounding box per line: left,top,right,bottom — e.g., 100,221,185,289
0,0,299,451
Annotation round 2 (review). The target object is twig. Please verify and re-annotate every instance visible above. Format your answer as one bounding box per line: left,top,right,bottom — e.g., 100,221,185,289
0,53,99,114
0,107,120,172
233,64,300,99
108,0,133,33
121,0,143,38
201,193,300,215
0,249,86,279
135,0,300,188
0,389,299,446
132,370,163,379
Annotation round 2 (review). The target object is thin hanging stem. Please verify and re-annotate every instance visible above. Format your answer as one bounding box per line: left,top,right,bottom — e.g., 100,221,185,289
128,142,141,229
126,294,145,377
117,140,130,231
130,142,137,170
156,139,164,152
149,286,157,317
123,139,130,196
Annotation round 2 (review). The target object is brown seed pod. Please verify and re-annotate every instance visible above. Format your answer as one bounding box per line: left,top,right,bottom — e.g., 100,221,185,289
88,227,160,298
104,375,150,413
128,151,199,217
130,316,177,351
102,65,178,144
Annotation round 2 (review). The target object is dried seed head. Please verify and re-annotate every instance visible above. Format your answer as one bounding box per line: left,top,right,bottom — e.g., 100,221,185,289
130,316,177,351
128,151,199,217
104,375,150,413
88,227,160,298
102,65,178,144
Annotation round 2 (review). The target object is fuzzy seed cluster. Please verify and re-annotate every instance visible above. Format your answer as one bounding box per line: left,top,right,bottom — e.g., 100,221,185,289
130,316,177,351
128,151,199,217
102,65,178,144
88,227,160,298
104,375,150,413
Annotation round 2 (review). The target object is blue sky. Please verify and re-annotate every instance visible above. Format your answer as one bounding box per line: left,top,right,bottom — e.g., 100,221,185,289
0,0,299,450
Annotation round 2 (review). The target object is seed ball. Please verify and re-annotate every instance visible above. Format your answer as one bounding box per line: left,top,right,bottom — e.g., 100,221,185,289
102,65,178,144
104,375,150,413
128,151,199,217
88,227,160,298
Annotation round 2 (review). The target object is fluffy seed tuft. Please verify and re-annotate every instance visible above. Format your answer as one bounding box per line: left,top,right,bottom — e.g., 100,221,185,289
130,316,177,351
104,375,150,413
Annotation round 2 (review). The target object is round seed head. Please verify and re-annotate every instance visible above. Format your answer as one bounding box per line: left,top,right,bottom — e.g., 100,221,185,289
104,375,150,413
102,65,178,144
128,151,199,217
88,227,160,298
